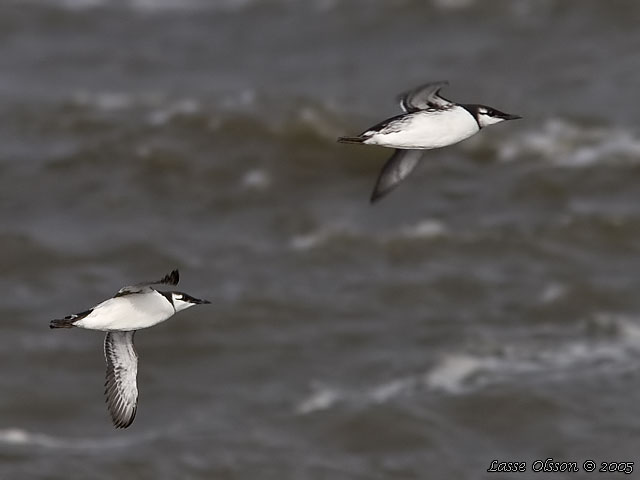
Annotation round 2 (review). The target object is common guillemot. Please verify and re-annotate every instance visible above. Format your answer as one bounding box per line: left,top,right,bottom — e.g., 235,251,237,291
338,81,521,203
50,269,210,428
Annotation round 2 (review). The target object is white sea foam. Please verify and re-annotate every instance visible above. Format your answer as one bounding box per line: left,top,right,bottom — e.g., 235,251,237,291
295,375,422,414
289,229,333,251
289,223,356,251
425,333,640,393
296,318,640,414
289,218,447,252
588,313,640,347
497,119,640,167
423,354,497,393
296,385,341,414
295,378,418,415
369,377,416,403
396,219,447,240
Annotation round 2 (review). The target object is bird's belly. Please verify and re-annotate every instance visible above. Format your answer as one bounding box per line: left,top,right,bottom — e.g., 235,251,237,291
366,111,479,149
74,295,174,331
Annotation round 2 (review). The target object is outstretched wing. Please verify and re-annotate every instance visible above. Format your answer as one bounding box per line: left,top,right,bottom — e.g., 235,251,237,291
104,331,139,429
398,81,453,113
115,269,179,297
370,149,423,203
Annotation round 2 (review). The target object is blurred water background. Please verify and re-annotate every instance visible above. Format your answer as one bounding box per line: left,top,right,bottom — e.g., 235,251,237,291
1,0,640,478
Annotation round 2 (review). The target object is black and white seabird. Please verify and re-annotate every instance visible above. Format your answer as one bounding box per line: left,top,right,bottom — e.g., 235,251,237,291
50,270,210,429
338,81,521,203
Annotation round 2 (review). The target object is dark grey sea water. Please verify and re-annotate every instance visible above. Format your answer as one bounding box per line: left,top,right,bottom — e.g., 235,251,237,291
2,0,640,478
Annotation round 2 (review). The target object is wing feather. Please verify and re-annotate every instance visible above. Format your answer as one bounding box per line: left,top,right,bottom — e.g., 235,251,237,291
370,149,423,203
104,331,139,429
115,269,179,297
398,81,453,113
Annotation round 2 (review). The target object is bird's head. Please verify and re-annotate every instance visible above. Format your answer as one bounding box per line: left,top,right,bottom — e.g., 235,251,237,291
474,105,522,128
170,292,211,312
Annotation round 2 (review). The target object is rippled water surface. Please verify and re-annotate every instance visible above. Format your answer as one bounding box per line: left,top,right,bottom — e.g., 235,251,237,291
2,1,640,478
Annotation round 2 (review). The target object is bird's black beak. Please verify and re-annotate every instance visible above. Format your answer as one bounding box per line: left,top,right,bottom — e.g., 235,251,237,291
193,298,211,305
502,112,522,121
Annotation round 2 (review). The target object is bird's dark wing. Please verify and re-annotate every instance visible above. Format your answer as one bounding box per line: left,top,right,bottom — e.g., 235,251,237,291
104,331,139,429
398,81,453,113
370,149,423,203
115,270,179,297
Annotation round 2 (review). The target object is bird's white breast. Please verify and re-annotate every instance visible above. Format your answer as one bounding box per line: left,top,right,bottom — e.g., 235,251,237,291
74,291,175,331
365,106,479,149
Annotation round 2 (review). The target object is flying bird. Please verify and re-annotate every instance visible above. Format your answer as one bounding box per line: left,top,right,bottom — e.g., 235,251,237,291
50,270,210,428
338,81,521,203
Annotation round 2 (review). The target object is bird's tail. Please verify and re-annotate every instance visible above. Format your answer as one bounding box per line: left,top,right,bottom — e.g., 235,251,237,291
50,318,76,329
337,136,365,144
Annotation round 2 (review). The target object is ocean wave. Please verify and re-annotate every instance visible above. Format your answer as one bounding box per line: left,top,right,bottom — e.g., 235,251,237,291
295,315,640,414
42,95,640,174
64,89,348,142
495,118,640,167
423,326,640,390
